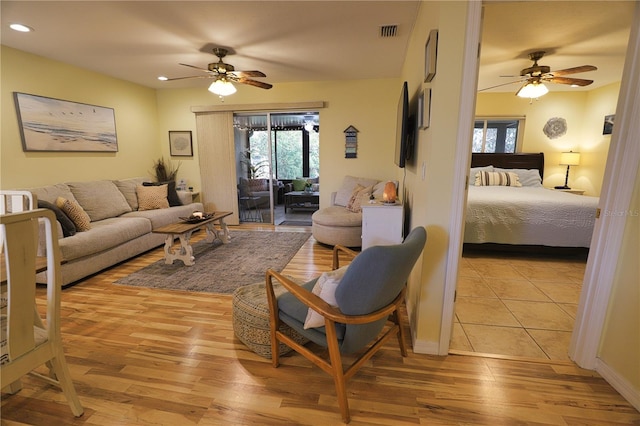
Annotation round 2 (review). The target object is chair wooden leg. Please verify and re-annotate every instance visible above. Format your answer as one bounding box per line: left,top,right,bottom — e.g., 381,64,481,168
326,320,351,424
49,354,84,417
392,310,408,357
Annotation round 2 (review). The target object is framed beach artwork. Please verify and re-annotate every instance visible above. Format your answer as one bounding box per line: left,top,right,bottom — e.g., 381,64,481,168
14,92,117,152
169,130,193,156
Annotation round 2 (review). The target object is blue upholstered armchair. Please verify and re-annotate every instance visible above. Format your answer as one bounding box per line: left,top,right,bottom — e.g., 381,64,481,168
265,227,427,423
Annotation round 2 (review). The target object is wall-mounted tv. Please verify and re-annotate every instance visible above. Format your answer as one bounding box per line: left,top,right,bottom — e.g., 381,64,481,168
394,81,410,168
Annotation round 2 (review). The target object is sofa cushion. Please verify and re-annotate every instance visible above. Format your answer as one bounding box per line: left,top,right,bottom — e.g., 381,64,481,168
28,183,78,205
56,197,91,232
113,177,147,210
142,181,182,206
346,184,373,213
67,180,132,221
292,178,307,191
136,184,169,210
334,176,380,207
311,206,362,227
38,200,76,237
58,216,152,261
123,203,203,229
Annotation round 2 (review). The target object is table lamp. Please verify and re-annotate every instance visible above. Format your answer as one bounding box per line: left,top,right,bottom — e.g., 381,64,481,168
555,151,580,189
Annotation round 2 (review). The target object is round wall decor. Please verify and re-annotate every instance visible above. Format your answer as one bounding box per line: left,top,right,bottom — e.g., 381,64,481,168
543,117,567,139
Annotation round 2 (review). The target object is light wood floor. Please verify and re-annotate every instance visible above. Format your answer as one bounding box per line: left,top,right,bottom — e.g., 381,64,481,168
2,224,639,425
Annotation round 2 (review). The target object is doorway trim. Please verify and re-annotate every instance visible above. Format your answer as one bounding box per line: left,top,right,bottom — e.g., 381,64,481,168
442,1,639,371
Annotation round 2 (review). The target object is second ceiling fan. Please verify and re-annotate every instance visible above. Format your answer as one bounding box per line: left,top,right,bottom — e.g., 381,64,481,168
481,51,597,96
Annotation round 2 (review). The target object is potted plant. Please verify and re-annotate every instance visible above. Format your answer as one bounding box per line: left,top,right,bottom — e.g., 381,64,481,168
151,157,180,182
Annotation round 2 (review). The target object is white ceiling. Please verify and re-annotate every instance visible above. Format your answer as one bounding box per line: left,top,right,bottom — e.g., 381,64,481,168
1,1,634,94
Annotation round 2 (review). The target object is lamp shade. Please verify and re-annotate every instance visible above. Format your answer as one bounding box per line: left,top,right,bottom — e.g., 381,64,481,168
559,151,580,166
208,79,237,96
516,81,549,98
382,181,397,204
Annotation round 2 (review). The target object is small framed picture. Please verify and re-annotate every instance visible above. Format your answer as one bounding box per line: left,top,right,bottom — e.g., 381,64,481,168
169,130,193,156
424,29,438,83
603,114,614,135
420,89,431,129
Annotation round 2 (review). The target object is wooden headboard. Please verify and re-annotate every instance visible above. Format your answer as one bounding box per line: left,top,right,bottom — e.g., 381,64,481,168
471,153,545,179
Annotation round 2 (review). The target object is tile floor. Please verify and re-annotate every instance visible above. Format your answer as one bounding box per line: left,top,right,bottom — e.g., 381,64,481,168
450,251,587,361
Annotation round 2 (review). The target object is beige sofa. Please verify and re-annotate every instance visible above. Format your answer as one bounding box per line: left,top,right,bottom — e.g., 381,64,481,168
311,176,390,247
25,177,204,286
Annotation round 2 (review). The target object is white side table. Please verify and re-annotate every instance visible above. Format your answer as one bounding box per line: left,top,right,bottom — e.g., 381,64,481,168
361,202,403,250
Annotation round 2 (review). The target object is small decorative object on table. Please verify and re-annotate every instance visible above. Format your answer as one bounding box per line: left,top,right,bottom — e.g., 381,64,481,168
382,181,398,204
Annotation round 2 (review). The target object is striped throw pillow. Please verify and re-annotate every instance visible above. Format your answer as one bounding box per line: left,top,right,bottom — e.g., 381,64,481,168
475,171,522,187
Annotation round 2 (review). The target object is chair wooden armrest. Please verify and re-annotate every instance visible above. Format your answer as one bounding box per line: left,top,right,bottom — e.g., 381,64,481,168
332,244,358,270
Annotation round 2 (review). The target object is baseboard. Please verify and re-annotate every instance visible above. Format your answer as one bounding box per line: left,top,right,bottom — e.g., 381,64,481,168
411,338,440,355
596,358,640,412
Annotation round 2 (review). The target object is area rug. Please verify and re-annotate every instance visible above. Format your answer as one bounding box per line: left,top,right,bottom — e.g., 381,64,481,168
114,230,311,294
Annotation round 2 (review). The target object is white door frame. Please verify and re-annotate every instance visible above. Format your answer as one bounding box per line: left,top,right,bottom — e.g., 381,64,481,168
442,2,640,369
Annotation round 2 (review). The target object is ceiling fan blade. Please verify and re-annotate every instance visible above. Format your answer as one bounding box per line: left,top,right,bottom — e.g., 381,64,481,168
165,75,213,81
478,79,525,91
179,63,213,73
549,65,597,76
545,76,594,86
232,77,273,89
232,70,267,78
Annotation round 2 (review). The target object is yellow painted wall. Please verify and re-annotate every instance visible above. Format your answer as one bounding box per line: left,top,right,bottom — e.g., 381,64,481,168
156,79,400,207
598,165,640,392
399,1,473,351
475,82,621,196
1,46,161,189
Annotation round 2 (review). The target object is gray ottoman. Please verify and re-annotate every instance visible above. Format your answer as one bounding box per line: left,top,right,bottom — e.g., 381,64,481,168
311,206,362,247
232,282,309,359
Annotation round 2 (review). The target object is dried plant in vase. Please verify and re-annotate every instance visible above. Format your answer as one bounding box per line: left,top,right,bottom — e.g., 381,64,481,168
151,157,181,182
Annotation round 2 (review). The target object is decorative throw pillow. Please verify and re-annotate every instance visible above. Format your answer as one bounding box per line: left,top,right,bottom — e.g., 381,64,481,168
142,181,182,206
346,184,373,213
292,178,307,191
136,184,169,210
55,197,91,231
475,171,522,187
38,200,76,237
304,266,349,329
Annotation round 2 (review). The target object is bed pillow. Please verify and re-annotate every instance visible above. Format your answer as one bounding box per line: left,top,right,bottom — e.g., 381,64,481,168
475,171,522,187
470,165,494,178
304,266,349,329
494,168,543,187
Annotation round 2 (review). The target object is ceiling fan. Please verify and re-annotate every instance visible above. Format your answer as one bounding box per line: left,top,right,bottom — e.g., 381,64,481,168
165,47,272,93
480,51,597,96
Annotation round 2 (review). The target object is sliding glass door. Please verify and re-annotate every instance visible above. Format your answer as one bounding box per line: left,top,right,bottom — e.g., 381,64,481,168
233,112,319,225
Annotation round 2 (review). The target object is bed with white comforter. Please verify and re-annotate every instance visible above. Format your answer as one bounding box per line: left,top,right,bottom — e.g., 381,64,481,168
464,153,599,249
465,186,599,248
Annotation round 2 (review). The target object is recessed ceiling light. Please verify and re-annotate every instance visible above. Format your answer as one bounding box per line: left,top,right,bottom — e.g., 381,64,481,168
10,23,33,32
157,76,168,81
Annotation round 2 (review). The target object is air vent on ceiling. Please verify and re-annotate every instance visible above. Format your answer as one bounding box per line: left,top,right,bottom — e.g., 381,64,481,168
379,25,398,38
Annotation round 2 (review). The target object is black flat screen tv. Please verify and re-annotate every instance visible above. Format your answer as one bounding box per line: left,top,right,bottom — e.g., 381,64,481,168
394,81,409,168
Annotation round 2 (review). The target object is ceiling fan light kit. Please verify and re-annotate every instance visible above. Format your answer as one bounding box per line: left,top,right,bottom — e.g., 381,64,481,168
209,79,237,96
516,80,549,98
481,50,597,98
165,47,272,97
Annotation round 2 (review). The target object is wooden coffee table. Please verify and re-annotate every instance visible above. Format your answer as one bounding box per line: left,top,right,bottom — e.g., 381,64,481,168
152,211,232,266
